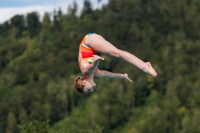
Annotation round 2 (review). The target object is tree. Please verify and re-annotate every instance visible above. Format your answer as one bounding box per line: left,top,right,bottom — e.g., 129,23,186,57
81,0,93,18
42,13,51,29
10,15,25,38
18,120,49,133
0,21,10,36
6,112,17,133
26,12,41,38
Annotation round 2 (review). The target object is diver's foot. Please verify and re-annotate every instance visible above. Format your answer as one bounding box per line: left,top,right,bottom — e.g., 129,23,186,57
143,62,157,77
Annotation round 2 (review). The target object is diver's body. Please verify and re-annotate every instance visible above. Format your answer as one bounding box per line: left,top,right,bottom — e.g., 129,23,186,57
75,33,157,95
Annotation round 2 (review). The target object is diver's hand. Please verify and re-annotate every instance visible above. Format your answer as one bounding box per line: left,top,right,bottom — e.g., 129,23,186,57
124,73,132,83
92,55,104,62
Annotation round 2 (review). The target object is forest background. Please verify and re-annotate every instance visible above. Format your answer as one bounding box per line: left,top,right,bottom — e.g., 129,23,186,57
0,0,200,133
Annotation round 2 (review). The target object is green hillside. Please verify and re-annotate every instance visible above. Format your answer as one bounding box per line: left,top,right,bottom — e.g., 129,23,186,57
0,0,200,133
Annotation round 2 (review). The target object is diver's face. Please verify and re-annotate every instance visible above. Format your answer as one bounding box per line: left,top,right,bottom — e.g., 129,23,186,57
82,80,95,94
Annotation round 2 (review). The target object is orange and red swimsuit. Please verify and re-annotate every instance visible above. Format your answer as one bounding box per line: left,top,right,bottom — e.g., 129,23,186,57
78,33,96,64
78,33,99,76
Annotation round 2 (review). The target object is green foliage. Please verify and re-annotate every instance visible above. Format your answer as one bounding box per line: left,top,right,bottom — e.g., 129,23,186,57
18,120,49,133
27,12,41,38
0,21,10,36
0,0,200,133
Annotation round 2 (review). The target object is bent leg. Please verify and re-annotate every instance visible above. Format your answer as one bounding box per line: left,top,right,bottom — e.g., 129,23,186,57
85,34,157,77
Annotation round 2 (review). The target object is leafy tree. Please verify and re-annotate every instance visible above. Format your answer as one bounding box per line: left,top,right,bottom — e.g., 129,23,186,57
10,15,25,38
81,0,93,18
18,120,49,133
0,21,10,36
27,12,41,38
7,112,17,133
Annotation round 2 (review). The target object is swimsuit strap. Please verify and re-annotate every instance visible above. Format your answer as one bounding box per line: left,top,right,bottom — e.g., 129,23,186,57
87,32,95,36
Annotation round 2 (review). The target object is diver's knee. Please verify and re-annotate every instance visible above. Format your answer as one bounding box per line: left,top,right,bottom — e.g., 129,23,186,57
110,49,121,58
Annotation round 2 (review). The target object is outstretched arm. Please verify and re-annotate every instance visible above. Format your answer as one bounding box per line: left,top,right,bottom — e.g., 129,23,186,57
96,70,132,82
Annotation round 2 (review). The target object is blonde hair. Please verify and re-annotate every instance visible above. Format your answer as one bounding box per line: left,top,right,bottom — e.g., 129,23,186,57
74,76,85,95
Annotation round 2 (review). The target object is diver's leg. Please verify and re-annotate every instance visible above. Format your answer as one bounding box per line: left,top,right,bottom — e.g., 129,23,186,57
85,34,157,77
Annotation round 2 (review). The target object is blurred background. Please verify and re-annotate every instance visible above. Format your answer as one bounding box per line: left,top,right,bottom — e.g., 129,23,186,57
0,0,200,133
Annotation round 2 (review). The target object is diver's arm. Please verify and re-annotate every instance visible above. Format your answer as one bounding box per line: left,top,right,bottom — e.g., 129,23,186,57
86,61,99,74
96,70,132,82
82,55,104,75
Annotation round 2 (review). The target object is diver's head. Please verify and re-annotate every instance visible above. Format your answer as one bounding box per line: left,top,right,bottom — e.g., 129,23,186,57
74,76,95,95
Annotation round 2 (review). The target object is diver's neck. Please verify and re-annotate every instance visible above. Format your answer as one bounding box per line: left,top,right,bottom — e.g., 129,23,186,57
83,74,95,85
84,76,94,82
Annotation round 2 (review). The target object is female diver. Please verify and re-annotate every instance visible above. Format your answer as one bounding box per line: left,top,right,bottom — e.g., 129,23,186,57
75,33,157,95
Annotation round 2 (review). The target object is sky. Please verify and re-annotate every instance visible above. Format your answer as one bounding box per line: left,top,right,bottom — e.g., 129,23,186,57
0,0,109,24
